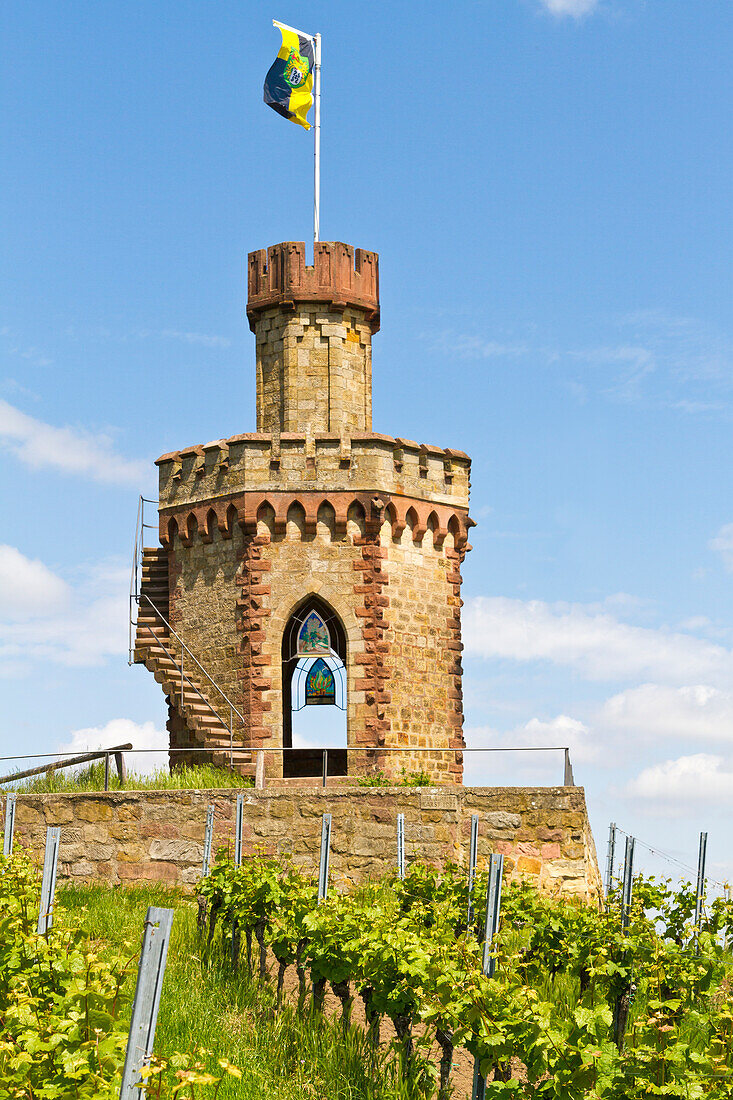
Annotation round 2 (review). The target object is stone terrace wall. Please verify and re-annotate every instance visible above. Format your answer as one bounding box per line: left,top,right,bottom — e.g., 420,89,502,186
3,786,602,902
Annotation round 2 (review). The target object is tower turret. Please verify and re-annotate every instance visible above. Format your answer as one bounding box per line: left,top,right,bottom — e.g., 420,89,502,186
247,241,379,435
137,240,473,785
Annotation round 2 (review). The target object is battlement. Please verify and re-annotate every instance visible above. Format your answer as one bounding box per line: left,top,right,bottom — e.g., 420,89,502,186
247,242,380,333
156,432,471,513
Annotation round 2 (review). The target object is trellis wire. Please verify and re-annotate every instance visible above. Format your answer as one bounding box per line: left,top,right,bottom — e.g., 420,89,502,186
318,813,331,902
37,826,61,935
3,793,16,856
234,793,245,866
202,804,215,877
119,907,174,1100
615,825,726,889
397,813,405,880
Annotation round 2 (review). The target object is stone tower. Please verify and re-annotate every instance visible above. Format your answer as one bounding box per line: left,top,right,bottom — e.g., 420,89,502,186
134,241,474,783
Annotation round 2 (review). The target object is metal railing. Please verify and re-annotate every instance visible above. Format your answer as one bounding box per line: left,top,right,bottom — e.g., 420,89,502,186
129,494,248,769
129,495,159,664
0,743,132,790
0,745,576,790
132,593,246,768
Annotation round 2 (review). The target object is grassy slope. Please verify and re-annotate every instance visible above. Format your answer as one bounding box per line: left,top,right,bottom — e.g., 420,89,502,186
7,763,438,794
59,883,424,1100
5,762,253,793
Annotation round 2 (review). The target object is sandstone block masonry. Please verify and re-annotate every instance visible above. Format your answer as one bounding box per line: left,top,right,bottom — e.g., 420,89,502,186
247,240,379,435
134,240,476,783
2,786,602,901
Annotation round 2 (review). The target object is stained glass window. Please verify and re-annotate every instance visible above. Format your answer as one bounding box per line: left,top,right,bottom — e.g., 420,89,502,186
297,610,331,656
305,658,336,706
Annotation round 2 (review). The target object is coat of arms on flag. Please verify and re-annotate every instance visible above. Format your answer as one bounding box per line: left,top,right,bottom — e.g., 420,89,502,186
283,47,309,88
264,22,315,129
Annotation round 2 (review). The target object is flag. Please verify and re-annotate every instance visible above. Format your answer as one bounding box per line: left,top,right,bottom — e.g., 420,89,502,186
263,23,315,130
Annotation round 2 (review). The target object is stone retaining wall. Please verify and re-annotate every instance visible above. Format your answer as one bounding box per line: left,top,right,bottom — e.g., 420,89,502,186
2,785,602,901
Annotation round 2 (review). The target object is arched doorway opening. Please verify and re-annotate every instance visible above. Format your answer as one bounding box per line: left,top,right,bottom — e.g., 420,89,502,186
282,597,348,779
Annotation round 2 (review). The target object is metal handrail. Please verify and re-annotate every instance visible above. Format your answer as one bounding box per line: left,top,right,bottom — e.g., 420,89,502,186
0,746,575,760
129,495,159,665
0,744,576,790
128,495,142,664
0,743,132,788
134,616,242,755
129,493,246,767
132,592,245,728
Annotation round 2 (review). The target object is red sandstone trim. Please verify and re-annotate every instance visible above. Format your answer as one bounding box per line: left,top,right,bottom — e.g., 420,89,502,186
445,545,467,781
234,534,273,754
247,241,380,332
159,491,473,553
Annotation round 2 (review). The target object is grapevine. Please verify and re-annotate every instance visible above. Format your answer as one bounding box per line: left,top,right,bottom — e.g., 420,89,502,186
199,851,733,1098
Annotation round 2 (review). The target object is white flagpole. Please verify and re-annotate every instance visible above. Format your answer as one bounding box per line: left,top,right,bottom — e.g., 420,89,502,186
272,20,320,241
313,33,321,243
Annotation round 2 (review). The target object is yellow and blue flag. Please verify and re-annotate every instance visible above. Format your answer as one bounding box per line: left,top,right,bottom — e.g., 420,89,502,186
264,23,315,130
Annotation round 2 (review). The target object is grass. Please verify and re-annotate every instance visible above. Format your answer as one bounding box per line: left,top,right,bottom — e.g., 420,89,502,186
4,761,254,794
357,769,435,788
59,883,427,1099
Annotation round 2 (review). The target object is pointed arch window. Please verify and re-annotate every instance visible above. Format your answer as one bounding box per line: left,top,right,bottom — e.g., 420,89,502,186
283,597,347,714
304,658,336,706
296,610,331,656
291,654,345,711
282,596,348,778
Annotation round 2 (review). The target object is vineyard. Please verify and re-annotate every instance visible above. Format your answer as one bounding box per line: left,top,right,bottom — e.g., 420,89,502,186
198,852,733,1097
2,845,733,1097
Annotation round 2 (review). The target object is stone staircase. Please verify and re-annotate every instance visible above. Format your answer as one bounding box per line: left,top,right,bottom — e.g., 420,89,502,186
133,547,251,774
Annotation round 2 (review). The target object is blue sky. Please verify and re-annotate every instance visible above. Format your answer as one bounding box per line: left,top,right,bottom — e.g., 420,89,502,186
2,0,732,888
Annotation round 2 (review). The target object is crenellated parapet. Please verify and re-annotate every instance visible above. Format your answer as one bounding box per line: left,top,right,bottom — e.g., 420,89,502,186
247,242,379,434
247,241,379,331
156,432,472,513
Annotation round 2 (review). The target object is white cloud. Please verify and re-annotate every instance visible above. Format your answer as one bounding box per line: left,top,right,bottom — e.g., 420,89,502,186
569,344,656,404
0,399,148,486
539,0,600,17
522,714,596,761
160,330,231,349
0,325,53,367
0,545,70,619
57,718,168,777
431,310,733,418
464,714,594,787
2,378,40,401
0,554,129,672
601,684,733,743
464,596,733,685
624,753,733,811
423,332,528,360
709,523,733,571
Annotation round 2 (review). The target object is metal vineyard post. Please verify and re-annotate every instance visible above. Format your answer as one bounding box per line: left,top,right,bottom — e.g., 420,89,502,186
37,826,60,935
119,907,174,1099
